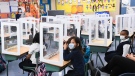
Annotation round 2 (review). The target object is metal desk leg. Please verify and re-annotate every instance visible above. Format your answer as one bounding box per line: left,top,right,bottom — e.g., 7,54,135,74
22,58,24,74
96,53,98,66
7,61,9,76
115,39,116,50
97,53,104,67
64,69,66,75
90,52,93,60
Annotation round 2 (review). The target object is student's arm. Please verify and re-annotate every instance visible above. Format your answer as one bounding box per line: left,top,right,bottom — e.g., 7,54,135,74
126,53,135,61
26,45,35,59
122,44,130,57
63,50,74,61
63,43,73,61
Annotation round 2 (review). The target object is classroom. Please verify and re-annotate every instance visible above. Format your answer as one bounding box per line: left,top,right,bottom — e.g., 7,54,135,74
0,0,135,76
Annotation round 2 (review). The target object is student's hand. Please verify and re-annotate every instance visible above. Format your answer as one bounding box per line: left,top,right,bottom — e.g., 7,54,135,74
126,53,135,60
63,42,68,50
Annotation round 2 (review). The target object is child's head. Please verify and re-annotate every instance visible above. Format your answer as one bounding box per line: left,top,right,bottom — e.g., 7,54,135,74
33,32,45,44
18,8,22,14
120,30,129,40
67,37,83,52
98,20,101,24
70,24,75,29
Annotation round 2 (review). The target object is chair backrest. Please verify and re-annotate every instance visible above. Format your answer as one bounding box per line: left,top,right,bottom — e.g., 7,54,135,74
35,52,40,58
119,73,135,76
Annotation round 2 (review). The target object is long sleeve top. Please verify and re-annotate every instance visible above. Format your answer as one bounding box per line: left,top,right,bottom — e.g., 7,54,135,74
63,48,85,75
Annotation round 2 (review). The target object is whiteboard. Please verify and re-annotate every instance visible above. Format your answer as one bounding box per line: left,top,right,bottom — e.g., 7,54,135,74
0,2,10,13
9,1,18,6
11,6,18,12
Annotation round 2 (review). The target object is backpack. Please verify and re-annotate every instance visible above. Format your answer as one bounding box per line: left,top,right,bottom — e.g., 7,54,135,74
0,54,6,73
37,63,46,76
84,45,90,63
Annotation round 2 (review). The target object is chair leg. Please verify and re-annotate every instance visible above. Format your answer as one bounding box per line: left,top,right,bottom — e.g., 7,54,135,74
22,58,24,74
7,61,9,76
48,72,52,76
115,39,116,50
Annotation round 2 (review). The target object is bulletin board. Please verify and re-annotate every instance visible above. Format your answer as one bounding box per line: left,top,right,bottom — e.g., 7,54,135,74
18,0,40,18
0,0,10,18
0,0,40,19
56,0,116,14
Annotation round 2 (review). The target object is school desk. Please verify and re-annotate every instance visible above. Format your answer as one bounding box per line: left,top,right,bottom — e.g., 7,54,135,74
43,54,71,75
23,36,29,40
88,40,112,66
3,46,29,76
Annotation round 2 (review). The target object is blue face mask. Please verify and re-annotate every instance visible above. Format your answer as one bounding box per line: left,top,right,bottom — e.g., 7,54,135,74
68,43,75,49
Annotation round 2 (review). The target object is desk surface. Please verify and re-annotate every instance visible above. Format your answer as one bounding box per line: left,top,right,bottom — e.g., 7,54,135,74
81,31,88,35
0,33,10,37
48,30,54,34
7,46,29,56
23,36,29,40
45,54,70,67
89,39,112,47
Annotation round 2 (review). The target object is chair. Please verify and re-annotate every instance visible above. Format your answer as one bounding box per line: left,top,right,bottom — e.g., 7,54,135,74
119,73,135,76
23,52,40,76
84,63,89,76
84,61,94,76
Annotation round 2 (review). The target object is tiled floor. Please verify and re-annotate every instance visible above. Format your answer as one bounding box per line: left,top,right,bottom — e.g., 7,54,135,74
0,40,118,76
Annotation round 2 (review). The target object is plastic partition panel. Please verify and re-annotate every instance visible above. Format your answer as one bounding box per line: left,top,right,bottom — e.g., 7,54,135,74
115,15,132,35
1,22,21,55
89,17,112,46
40,22,63,66
41,16,47,22
64,21,80,37
20,21,36,46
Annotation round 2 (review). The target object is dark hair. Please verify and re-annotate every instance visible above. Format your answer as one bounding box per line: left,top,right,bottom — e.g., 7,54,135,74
122,30,129,35
67,36,84,54
33,33,39,43
69,24,76,36
98,20,101,24
70,24,75,29
33,32,45,44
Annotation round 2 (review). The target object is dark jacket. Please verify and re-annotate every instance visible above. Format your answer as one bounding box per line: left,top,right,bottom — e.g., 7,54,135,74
105,39,130,63
63,48,85,75
16,14,21,21
116,41,130,55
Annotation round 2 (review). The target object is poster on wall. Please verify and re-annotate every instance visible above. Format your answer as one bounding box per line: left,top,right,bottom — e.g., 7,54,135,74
122,0,130,7
18,0,40,18
56,0,116,14
42,0,48,3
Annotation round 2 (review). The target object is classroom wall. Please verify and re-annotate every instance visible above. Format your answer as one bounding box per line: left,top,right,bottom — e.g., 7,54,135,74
121,0,135,14
51,0,120,19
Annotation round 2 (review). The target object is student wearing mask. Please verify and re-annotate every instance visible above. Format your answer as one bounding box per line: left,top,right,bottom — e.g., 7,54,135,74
63,37,85,76
104,30,130,63
67,24,76,36
98,20,105,38
16,8,25,21
19,33,46,72
100,55,135,76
